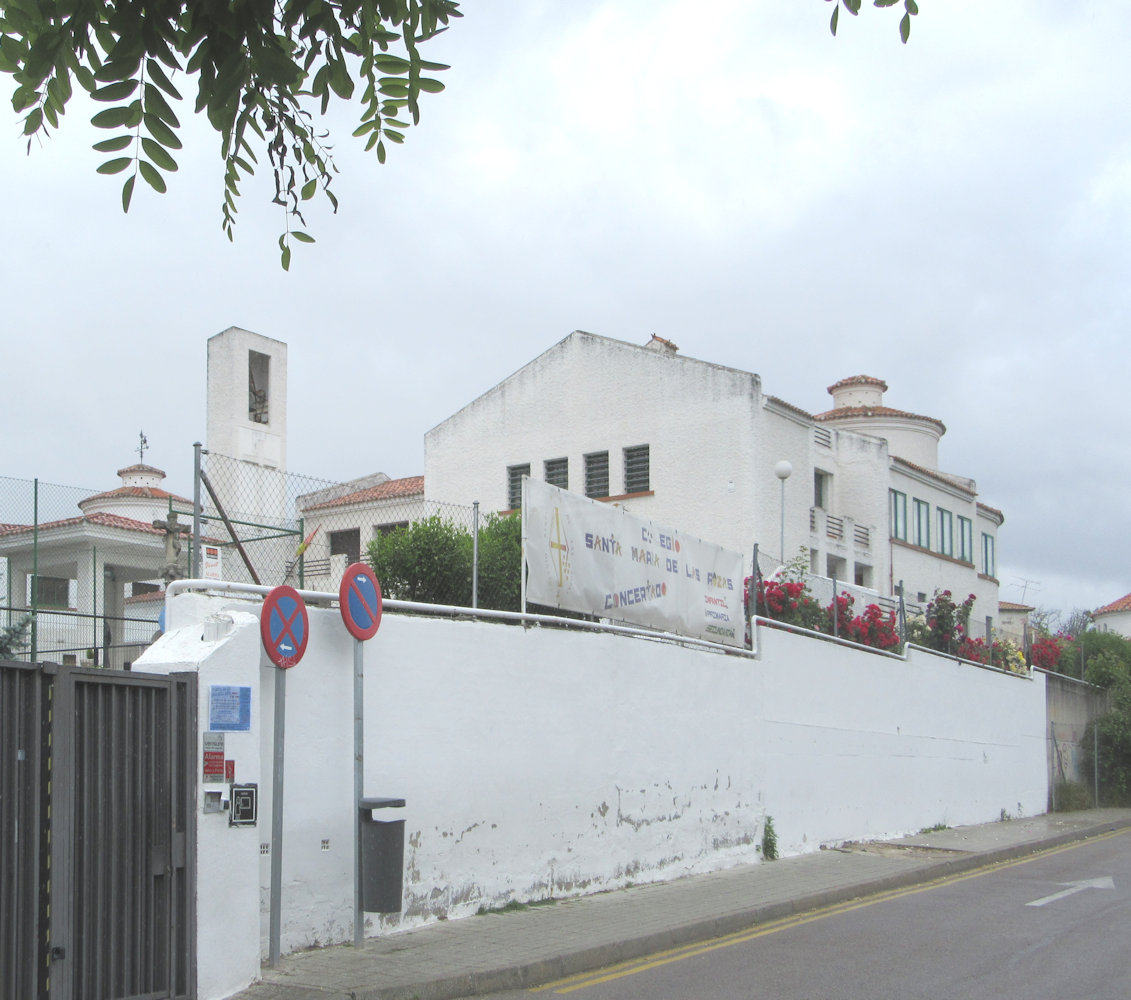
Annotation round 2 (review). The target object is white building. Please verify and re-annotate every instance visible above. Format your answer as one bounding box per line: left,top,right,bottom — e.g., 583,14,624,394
424,331,1002,622
1093,593,1131,637
0,463,187,667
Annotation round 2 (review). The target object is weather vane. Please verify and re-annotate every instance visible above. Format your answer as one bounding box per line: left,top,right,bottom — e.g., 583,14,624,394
138,430,148,464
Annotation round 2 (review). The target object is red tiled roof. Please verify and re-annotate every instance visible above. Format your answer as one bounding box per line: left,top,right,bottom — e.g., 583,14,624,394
79,485,190,507
124,589,166,605
117,463,167,477
813,405,946,436
0,512,165,538
827,375,888,394
999,601,1035,613
1095,593,1131,616
646,334,680,352
303,475,425,512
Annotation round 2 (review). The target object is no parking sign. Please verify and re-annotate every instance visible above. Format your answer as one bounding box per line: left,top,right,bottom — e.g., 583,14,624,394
261,585,309,669
339,562,383,640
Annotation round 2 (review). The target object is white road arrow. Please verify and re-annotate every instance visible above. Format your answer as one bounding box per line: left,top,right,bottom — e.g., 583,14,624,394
1026,877,1115,908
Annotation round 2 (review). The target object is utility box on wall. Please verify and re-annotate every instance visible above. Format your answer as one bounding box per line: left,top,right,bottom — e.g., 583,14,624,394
359,797,405,913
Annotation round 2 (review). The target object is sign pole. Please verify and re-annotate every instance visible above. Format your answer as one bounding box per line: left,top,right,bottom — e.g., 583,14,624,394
269,665,286,967
353,636,364,946
259,584,309,970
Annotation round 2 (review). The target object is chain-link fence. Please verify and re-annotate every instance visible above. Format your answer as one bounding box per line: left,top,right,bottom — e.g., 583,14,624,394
189,451,519,610
1,474,173,667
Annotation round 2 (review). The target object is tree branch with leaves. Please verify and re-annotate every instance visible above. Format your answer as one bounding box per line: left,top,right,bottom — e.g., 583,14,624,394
1,0,460,268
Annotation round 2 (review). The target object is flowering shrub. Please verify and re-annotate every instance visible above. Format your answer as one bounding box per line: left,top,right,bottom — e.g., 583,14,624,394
1031,634,1066,670
957,636,1028,674
746,565,900,653
906,590,976,653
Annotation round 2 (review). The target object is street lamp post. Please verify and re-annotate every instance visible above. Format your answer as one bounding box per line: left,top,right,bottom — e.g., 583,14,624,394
774,460,792,565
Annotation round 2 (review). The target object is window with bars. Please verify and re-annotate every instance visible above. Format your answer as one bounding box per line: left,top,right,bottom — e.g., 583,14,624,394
584,452,609,498
34,575,71,608
623,445,650,493
544,457,568,490
330,528,361,566
507,464,530,509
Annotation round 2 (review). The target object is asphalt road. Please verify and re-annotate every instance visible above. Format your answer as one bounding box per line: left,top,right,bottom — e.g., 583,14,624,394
481,828,1131,1000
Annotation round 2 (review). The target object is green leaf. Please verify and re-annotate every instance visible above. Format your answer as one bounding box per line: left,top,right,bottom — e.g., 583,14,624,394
900,11,911,42
92,80,138,103
22,107,43,136
373,54,410,74
142,138,178,171
905,0,919,13
144,83,180,127
281,244,292,271
417,78,445,94
138,159,167,193
121,173,135,212
291,231,315,244
830,5,839,35
301,178,318,200
97,156,133,175
375,139,386,162
92,105,134,129
146,58,182,100
143,113,183,149
95,57,141,83
93,134,134,153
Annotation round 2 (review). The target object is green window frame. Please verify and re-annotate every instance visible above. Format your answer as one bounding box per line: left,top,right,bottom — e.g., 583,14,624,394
937,508,953,557
890,490,907,541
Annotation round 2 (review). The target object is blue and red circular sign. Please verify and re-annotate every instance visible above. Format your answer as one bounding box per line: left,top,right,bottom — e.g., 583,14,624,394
261,585,309,669
339,562,383,641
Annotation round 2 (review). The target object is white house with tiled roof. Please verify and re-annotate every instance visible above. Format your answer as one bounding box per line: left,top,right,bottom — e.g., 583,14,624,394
1093,593,1131,638
295,473,428,589
0,463,189,667
423,331,1002,624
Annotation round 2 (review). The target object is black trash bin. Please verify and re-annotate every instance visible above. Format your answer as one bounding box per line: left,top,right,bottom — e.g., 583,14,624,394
359,797,405,913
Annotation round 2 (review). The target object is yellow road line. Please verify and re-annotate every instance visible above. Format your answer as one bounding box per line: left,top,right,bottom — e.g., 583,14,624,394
535,827,1129,994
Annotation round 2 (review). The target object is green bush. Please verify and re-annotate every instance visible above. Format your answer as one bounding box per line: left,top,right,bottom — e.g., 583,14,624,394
368,515,473,606
1051,780,1093,812
476,513,521,611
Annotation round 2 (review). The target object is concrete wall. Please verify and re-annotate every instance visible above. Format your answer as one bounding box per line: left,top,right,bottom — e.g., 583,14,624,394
138,594,1047,999
1044,668,1110,789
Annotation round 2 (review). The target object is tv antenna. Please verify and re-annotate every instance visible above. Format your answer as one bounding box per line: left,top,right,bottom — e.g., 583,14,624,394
1013,577,1041,604
137,430,148,464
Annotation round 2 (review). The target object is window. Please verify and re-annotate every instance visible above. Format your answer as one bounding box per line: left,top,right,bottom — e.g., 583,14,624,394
330,528,361,566
507,463,530,510
132,581,161,598
913,499,930,549
623,445,650,493
544,457,568,490
813,470,831,509
937,508,953,557
982,533,996,578
958,516,974,563
249,350,270,424
34,575,71,608
890,490,907,541
584,451,609,498
375,521,408,536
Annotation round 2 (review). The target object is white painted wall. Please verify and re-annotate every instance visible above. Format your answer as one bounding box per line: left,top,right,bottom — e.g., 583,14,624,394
138,593,1047,999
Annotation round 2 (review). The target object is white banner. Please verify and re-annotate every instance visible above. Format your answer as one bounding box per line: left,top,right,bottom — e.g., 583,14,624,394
523,477,746,647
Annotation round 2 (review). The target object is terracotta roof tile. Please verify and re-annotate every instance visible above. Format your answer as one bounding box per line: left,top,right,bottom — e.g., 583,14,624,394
891,456,976,496
998,601,1035,613
813,405,946,436
1095,593,1131,616
0,512,165,538
79,485,190,507
303,475,425,512
827,375,888,394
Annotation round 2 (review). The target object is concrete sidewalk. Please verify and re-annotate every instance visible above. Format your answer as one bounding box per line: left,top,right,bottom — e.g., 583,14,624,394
233,809,1131,1000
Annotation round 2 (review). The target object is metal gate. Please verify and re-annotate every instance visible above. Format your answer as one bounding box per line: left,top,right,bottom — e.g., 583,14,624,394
1,660,197,1000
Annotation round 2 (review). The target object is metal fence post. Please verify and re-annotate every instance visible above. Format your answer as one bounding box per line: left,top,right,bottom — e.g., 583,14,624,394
471,501,479,609
192,442,203,578
31,477,38,663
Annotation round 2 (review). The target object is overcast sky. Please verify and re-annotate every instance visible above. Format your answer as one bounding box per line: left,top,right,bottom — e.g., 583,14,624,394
2,1,1127,618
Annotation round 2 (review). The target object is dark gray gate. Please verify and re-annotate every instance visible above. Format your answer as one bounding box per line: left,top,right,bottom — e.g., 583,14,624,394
1,661,196,1000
